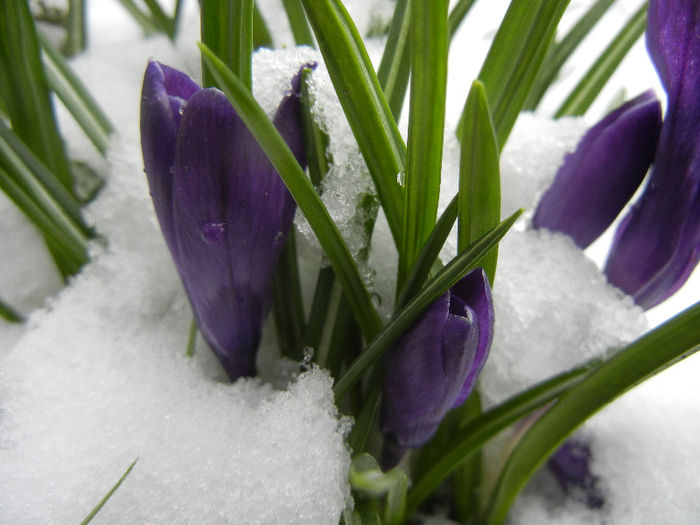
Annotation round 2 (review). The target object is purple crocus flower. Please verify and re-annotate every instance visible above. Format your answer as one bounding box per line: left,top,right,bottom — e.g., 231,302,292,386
605,0,700,309
140,61,306,380
533,92,662,249
548,440,604,509
381,268,494,455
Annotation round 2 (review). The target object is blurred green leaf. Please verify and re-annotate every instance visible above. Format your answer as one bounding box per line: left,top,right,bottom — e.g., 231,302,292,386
376,0,411,120
80,459,138,525
282,0,315,46
350,453,407,525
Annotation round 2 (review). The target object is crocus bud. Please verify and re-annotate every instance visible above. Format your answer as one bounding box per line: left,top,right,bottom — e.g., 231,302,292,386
381,268,494,452
547,440,604,509
605,0,700,309
140,61,307,380
533,91,661,249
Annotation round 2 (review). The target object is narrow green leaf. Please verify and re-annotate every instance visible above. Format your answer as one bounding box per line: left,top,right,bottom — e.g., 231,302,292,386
334,209,522,401
376,0,411,120
458,80,500,283
186,317,197,357
525,0,616,110
142,0,174,36
300,68,331,188
399,0,449,288
461,0,570,146
40,35,113,156
282,0,315,46
0,0,74,192
396,195,457,309
452,392,483,524
273,231,306,361
405,358,595,517
200,43,383,342
484,302,700,524
201,0,254,89
172,0,186,39
0,296,24,323
448,0,477,39
350,453,408,525
113,0,159,35
303,266,335,353
300,0,406,249
253,2,274,49
347,380,381,454
555,2,647,118
80,458,138,525
64,0,86,56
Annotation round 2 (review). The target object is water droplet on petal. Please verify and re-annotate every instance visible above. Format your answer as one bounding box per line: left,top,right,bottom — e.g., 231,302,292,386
200,221,227,244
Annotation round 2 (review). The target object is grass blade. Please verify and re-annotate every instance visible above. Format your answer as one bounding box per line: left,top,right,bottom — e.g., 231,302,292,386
399,0,449,288
253,2,274,49
114,0,159,35
200,43,383,342
458,80,500,283
273,231,306,361
484,302,700,524
80,459,138,525
376,0,411,120
0,296,24,323
282,0,315,46
334,209,522,401
300,0,406,249
461,0,570,146
525,0,616,110
64,0,87,56
0,0,74,192
448,0,478,39
555,2,647,117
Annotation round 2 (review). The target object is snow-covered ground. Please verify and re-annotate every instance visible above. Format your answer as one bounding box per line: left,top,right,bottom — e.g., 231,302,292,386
1,1,698,523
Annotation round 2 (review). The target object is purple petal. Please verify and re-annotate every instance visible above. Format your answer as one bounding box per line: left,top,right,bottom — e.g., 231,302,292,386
140,60,201,259
605,1,700,309
547,440,604,509
451,268,494,407
533,92,661,249
381,291,479,449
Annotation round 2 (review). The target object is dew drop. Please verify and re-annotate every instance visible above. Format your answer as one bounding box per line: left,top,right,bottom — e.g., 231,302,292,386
396,171,406,187
200,221,227,244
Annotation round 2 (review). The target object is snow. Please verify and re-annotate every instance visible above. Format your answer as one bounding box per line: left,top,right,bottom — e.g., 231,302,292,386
0,0,698,524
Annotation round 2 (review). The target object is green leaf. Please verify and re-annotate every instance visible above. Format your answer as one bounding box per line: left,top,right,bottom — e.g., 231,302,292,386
334,209,522,401
142,0,174,36
200,43,383,342
350,453,408,525
555,2,647,118
347,380,381,454
484,302,700,524
300,0,406,249
451,392,483,524
273,231,306,361
303,266,335,353
0,0,74,192
376,0,411,120
186,317,197,358
399,0,449,288
201,0,255,89
460,0,570,146
0,296,24,323
253,2,274,49
300,67,331,189
113,0,160,35
64,0,86,56
282,0,315,46
405,357,598,517
40,34,113,156
458,80,500,283
448,0,477,39
80,458,138,525
525,0,616,110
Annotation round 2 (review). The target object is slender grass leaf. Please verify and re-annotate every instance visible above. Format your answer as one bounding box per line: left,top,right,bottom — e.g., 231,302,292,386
0,0,74,192
172,0,186,39
200,43,383,341
0,296,24,323
451,392,483,524
404,358,597,517
303,266,335,353
40,35,113,156
376,0,411,120
113,0,159,35
282,0,315,46
142,0,174,36
186,317,197,357
396,195,457,309
334,209,522,401
253,2,274,49
64,0,86,56
555,2,647,117
80,458,138,525
300,0,406,249
347,380,381,454
300,68,331,188
448,0,477,39
484,302,700,524
273,231,306,361
350,453,408,525
399,0,449,289
525,0,616,110
458,81,500,283
460,0,570,146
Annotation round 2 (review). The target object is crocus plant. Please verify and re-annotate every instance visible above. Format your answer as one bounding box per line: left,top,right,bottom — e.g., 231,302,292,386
140,61,306,380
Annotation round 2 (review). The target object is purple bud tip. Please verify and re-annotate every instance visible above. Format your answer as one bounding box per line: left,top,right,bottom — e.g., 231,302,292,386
547,440,604,509
533,91,661,249
380,268,494,458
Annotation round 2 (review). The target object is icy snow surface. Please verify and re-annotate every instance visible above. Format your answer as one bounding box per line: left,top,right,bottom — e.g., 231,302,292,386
1,0,699,524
